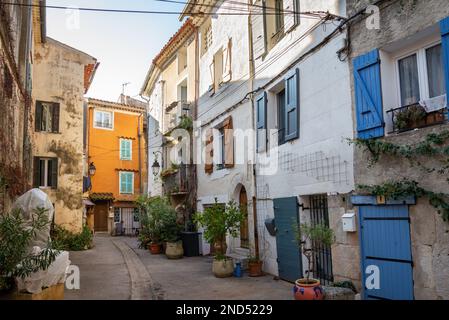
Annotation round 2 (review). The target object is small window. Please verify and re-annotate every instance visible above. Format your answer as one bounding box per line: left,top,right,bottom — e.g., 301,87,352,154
94,110,113,129
119,172,134,194
120,139,132,160
201,19,213,55
397,43,446,107
34,157,58,188
35,101,60,133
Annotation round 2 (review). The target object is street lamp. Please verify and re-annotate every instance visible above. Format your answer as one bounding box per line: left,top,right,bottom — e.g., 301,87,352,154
88,162,96,176
152,152,162,177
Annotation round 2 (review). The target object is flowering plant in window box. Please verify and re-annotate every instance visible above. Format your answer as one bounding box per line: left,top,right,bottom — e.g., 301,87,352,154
395,105,427,131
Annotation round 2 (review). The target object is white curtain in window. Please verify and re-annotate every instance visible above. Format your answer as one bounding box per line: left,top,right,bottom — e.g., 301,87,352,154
399,54,420,106
426,44,445,98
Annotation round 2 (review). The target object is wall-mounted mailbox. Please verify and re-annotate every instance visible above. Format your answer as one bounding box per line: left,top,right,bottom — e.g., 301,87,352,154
264,218,276,236
342,212,356,232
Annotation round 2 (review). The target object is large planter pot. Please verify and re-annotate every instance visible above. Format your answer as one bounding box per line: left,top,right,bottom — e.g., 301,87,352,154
293,279,325,300
148,243,162,255
165,241,184,259
212,259,234,278
248,260,263,277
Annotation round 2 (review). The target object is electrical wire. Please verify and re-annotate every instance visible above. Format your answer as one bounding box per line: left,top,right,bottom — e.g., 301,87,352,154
0,1,327,17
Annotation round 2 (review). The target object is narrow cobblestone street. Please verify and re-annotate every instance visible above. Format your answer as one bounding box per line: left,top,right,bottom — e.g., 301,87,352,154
66,235,293,300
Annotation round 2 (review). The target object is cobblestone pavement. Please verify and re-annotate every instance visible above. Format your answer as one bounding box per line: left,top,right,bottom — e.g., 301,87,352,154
121,237,294,300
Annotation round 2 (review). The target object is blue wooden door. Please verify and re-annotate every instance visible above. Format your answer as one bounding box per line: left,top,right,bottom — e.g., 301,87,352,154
359,205,414,300
273,197,302,282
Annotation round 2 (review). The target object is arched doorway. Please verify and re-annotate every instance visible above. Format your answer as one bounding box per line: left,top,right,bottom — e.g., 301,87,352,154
239,187,249,249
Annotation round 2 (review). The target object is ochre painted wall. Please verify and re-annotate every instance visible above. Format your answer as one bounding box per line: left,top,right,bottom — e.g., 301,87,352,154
88,104,145,202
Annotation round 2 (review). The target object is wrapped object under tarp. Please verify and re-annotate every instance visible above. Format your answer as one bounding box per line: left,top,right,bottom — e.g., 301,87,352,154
12,189,70,294
15,249,71,294
12,188,54,249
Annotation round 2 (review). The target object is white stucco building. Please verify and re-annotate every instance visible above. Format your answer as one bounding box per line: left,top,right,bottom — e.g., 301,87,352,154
249,0,356,285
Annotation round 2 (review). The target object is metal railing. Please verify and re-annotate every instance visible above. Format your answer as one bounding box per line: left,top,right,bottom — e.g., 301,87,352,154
386,103,447,134
163,164,191,195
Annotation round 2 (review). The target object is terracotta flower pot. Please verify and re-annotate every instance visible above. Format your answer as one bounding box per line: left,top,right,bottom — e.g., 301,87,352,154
248,260,263,277
293,279,324,300
212,259,234,278
148,243,162,255
165,241,184,259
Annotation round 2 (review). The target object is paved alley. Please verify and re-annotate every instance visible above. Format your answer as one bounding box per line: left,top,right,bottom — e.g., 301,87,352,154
64,234,131,300
65,235,293,300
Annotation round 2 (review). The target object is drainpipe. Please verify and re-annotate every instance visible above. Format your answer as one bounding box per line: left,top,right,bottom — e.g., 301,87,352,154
138,113,143,195
247,0,260,260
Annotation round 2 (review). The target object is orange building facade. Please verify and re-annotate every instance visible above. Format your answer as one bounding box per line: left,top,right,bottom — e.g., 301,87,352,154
86,98,147,235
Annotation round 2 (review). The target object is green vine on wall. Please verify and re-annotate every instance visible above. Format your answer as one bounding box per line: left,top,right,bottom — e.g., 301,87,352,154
358,180,449,221
347,130,449,173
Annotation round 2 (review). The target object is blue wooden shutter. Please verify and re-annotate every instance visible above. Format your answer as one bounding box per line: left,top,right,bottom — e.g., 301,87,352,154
440,17,449,110
127,173,133,193
285,68,299,142
353,49,385,139
256,92,267,152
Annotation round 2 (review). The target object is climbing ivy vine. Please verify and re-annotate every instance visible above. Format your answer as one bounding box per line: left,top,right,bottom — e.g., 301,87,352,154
358,179,449,221
348,130,449,222
348,130,449,173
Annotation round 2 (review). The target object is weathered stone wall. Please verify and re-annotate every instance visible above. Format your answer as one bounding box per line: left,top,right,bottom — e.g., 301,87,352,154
0,2,33,212
32,38,94,232
347,0,449,299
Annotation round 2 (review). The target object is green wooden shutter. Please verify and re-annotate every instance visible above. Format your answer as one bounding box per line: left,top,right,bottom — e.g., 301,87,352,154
285,68,299,141
127,173,133,193
35,102,43,132
51,158,58,189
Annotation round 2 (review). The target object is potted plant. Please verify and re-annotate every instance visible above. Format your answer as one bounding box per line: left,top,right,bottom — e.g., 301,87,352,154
247,254,263,277
293,223,335,300
0,208,58,298
194,200,244,277
160,201,184,259
212,253,234,278
395,105,426,131
136,196,165,254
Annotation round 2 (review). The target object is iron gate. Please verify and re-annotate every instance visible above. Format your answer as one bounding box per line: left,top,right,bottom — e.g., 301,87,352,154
309,195,334,285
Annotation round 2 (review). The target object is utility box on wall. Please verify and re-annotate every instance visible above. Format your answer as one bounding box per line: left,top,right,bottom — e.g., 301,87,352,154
342,212,356,232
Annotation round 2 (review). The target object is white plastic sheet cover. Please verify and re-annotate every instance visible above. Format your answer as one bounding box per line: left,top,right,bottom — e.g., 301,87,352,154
12,189,71,294
12,188,54,249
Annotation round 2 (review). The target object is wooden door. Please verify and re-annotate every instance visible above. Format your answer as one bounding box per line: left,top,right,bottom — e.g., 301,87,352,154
239,187,249,249
94,202,109,232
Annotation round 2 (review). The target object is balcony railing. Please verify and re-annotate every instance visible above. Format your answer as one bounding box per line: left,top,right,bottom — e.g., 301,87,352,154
386,103,447,134
162,164,191,195
165,101,192,133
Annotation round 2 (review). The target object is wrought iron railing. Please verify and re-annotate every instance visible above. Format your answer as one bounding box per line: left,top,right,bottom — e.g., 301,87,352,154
386,103,447,134
163,164,191,195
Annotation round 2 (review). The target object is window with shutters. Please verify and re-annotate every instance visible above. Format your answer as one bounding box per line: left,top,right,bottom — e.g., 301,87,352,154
378,31,448,134
35,101,60,133
33,157,58,188
277,89,287,145
201,18,213,56
120,139,132,160
217,127,226,171
94,110,114,130
119,171,134,194
256,93,267,152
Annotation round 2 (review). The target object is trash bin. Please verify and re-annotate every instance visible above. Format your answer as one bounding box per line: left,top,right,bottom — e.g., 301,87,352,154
181,232,201,257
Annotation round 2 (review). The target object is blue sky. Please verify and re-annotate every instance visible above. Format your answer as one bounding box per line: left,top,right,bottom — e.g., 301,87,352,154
47,0,185,101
